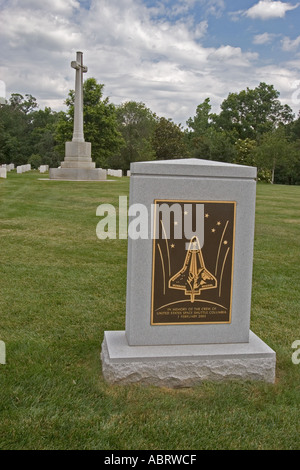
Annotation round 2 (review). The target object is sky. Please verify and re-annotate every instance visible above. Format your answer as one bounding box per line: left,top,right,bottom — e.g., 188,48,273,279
1,0,300,125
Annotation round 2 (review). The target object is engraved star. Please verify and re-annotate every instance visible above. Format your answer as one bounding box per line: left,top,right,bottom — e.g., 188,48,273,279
224,240,228,245
211,228,216,233
205,213,209,218
217,221,221,226
170,244,175,248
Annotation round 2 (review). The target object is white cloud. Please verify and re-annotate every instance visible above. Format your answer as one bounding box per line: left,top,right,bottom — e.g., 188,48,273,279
194,20,208,39
281,35,300,50
253,32,278,44
7,0,80,14
0,0,299,124
208,45,258,66
245,0,300,20
201,0,225,18
78,0,261,120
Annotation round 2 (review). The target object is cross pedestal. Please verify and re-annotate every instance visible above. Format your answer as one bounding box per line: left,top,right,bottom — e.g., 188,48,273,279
50,51,106,181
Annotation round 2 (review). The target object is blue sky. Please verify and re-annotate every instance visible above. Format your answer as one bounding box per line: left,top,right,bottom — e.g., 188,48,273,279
1,0,300,124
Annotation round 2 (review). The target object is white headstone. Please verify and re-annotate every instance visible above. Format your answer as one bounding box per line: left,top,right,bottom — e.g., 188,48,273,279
0,168,7,178
0,340,5,364
39,165,49,173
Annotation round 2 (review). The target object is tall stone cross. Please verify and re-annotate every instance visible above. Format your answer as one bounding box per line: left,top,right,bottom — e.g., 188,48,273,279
71,51,88,143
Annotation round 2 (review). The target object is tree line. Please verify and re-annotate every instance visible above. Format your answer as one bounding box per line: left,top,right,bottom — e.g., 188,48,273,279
1,78,300,184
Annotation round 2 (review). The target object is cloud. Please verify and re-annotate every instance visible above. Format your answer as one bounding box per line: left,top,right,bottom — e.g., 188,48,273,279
194,20,208,39
5,0,80,14
201,0,226,18
78,0,261,120
281,35,300,50
245,0,300,20
208,45,258,67
0,0,299,124
253,32,279,44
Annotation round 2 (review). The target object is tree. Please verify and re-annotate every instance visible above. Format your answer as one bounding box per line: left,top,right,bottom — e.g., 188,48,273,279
186,98,236,162
29,107,62,167
9,93,38,115
28,153,42,169
286,111,300,141
152,117,187,160
206,128,236,162
254,126,299,184
55,78,124,168
234,138,257,167
110,101,157,170
215,82,295,140
186,98,212,136
0,94,37,164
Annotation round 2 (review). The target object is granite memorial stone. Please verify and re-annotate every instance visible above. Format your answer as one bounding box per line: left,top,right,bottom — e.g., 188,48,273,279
101,158,276,387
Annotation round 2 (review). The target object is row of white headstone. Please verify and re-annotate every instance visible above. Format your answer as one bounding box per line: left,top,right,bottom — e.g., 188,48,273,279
17,164,31,174
0,164,131,179
0,163,15,178
1,163,14,171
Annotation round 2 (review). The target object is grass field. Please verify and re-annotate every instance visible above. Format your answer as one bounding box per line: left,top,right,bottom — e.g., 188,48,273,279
0,171,299,450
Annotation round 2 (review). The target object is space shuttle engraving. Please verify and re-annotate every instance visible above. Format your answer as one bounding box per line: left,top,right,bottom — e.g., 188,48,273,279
168,236,217,303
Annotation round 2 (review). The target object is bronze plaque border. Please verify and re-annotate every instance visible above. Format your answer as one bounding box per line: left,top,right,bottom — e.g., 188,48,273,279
150,199,236,326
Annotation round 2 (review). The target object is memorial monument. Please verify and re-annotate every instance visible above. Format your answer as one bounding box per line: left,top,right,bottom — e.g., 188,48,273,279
101,158,276,387
49,52,106,181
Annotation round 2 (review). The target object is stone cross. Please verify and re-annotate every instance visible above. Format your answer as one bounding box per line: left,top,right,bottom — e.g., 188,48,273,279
71,51,88,143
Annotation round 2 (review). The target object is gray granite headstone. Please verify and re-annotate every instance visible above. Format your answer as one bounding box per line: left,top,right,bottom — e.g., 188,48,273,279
101,158,276,387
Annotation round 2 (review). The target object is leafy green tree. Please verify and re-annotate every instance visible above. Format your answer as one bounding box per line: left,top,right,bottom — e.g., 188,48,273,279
28,153,42,169
186,98,236,162
286,111,300,141
215,82,294,140
152,117,188,160
30,107,62,167
109,101,157,170
234,138,257,167
55,78,124,168
207,128,236,162
254,126,299,184
9,93,38,115
0,94,36,164
186,98,213,136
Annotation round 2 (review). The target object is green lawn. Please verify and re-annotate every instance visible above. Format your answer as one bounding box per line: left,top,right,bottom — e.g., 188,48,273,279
0,171,299,450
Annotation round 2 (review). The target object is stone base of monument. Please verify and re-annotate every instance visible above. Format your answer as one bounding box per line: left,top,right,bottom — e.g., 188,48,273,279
49,167,107,181
101,331,276,388
49,141,107,181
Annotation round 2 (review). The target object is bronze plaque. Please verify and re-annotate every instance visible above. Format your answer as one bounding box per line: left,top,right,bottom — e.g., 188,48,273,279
151,200,236,325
